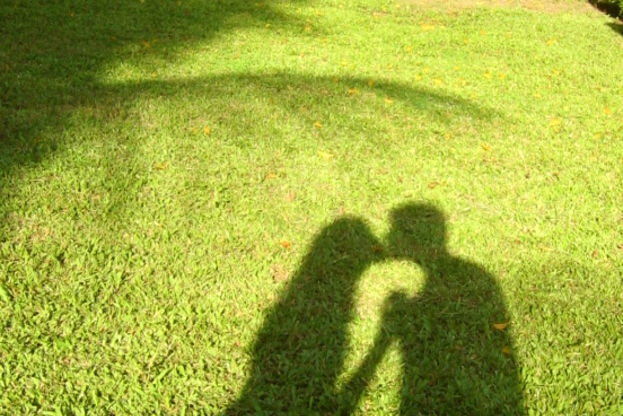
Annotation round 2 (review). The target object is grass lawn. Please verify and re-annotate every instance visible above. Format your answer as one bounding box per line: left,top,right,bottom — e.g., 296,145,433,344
1,0,622,414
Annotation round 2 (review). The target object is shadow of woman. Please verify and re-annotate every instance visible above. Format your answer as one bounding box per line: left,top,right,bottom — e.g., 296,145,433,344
225,216,385,414
340,203,525,415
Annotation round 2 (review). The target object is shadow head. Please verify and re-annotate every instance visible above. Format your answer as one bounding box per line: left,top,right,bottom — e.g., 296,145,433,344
387,203,447,262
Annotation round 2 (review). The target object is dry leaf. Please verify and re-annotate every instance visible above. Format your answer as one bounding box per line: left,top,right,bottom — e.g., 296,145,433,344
265,172,278,180
493,322,508,331
280,240,292,249
318,150,334,159
314,121,322,129
502,346,512,355
203,126,211,135
271,263,289,283
427,181,439,189
153,162,169,170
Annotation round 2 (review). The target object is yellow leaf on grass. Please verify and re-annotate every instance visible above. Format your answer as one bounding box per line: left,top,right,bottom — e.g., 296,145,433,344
348,88,359,95
280,240,292,249
203,126,211,135
318,150,334,159
502,346,512,355
481,143,491,151
546,38,557,46
384,97,394,104
153,162,169,171
314,121,322,129
549,118,561,127
493,322,508,330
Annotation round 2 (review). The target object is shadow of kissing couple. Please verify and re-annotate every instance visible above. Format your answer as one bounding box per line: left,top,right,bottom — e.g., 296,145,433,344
226,202,524,415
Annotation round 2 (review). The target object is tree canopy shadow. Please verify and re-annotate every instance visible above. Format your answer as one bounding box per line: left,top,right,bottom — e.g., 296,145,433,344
225,202,524,415
0,0,304,178
606,21,623,36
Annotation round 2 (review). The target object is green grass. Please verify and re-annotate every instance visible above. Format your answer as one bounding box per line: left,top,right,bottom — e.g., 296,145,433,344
1,0,622,414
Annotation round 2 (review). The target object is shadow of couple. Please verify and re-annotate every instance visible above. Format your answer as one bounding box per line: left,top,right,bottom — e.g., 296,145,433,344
226,202,524,415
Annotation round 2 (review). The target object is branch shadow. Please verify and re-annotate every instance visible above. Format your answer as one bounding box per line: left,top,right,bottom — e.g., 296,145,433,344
225,203,525,414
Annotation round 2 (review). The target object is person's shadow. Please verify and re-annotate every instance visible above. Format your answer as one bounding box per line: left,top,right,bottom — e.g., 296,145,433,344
340,203,525,415
225,203,524,415
225,216,385,414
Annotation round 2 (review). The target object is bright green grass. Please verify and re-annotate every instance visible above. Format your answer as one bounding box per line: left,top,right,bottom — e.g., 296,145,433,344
1,0,622,414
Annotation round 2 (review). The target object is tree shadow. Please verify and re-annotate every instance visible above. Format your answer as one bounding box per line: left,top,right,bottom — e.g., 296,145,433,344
226,203,524,414
0,0,303,177
587,0,622,20
606,21,623,36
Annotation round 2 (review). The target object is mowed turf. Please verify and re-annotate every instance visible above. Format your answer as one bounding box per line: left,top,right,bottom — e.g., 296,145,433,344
0,0,622,414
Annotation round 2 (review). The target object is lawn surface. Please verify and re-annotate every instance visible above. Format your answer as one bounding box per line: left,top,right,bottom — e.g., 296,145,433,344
1,0,622,414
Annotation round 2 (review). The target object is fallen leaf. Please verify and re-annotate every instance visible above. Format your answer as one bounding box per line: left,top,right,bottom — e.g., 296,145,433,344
427,181,439,189
372,245,384,253
493,322,508,331
314,121,322,129
502,346,512,355
481,143,491,151
270,263,289,283
384,97,394,104
203,126,211,135
265,172,278,180
318,150,334,159
280,240,292,249
348,88,359,95
153,162,169,171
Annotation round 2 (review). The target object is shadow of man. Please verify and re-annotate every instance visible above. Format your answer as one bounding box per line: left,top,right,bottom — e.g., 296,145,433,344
340,203,525,415
225,216,384,414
